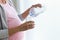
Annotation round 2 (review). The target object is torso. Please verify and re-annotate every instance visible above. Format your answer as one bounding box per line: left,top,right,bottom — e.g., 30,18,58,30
0,2,24,40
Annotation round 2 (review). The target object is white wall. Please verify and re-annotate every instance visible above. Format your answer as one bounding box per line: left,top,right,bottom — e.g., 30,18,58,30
23,0,60,40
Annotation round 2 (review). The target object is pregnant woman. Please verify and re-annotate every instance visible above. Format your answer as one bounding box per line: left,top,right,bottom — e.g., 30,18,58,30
0,0,41,40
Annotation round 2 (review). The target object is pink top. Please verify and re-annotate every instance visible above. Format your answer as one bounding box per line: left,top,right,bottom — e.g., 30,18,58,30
1,3,24,40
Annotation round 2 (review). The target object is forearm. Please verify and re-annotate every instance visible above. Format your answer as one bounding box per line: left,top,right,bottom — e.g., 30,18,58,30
8,26,19,37
21,7,32,19
8,24,26,37
8,21,34,37
21,4,42,19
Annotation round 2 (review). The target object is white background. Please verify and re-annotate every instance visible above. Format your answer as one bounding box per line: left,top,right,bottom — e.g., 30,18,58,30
23,0,60,40
12,0,60,40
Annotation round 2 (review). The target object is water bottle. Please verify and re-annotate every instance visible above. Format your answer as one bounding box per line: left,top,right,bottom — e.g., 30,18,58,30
26,5,46,21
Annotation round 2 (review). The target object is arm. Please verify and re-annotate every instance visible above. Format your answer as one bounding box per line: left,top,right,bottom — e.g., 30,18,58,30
8,25,20,36
18,4,42,21
18,7,32,21
9,4,41,36
8,21,34,36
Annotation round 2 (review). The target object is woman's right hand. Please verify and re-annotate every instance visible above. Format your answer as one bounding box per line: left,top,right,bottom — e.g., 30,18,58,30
19,21,35,31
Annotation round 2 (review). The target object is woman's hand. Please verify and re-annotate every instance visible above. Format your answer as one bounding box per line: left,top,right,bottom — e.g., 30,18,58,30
21,4,42,20
8,21,34,36
31,4,42,8
19,21,35,31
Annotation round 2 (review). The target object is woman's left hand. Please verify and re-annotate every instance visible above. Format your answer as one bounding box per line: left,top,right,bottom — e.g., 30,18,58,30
31,4,42,8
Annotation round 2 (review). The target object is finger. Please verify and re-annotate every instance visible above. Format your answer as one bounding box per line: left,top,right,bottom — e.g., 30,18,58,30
26,24,34,30
27,23,35,27
24,23,35,30
27,22,35,26
28,24,35,29
27,21,34,23
23,21,34,25
32,4,42,8
36,4,42,8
